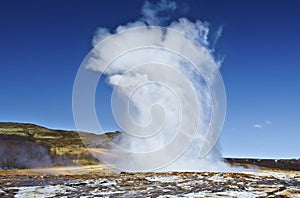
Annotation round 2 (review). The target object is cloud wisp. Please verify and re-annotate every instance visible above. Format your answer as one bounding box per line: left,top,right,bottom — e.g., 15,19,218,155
253,124,262,129
253,120,272,129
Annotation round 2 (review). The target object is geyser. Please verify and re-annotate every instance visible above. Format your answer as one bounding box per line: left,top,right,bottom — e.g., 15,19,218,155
73,0,227,172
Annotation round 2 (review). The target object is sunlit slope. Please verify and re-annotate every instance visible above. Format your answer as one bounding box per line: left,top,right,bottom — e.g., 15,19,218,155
0,122,118,168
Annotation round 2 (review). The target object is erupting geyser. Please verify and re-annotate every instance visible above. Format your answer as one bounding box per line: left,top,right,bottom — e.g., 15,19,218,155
73,0,228,172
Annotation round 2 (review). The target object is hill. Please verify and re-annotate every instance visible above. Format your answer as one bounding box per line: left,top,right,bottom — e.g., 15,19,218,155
1,122,299,171
225,157,300,171
0,122,119,169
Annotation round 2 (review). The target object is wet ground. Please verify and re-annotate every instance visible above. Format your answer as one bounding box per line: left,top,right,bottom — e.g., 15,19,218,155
0,166,300,197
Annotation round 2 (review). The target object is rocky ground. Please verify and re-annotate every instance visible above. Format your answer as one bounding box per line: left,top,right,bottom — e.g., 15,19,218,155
0,165,300,197
1,122,300,197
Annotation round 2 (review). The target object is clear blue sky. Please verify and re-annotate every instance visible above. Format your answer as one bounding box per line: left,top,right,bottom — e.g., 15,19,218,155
1,0,299,159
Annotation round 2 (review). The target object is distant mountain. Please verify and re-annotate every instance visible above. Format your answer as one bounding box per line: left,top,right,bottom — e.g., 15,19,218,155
0,122,119,169
225,158,300,171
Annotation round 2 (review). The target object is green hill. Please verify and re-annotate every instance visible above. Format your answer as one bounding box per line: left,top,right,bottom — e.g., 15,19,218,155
0,122,119,169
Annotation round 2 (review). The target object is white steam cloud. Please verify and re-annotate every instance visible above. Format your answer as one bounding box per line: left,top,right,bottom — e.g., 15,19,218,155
142,0,176,25
75,0,229,172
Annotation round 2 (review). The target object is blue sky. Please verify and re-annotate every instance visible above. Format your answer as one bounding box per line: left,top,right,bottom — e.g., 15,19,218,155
0,0,299,159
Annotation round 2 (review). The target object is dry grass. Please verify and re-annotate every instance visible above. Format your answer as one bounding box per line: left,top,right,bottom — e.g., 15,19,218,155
0,164,113,176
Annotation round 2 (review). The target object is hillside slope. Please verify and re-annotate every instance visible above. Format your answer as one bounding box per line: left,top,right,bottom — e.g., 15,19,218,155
1,122,299,171
0,122,118,168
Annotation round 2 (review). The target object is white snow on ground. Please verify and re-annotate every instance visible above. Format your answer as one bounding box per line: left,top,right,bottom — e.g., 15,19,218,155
216,191,259,198
209,173,233,182
184,191,258,198
13,185,76,198
145,175,181,182
2,169,299,197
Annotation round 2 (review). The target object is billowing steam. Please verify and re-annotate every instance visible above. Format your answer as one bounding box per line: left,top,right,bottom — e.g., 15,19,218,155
73,0,228,171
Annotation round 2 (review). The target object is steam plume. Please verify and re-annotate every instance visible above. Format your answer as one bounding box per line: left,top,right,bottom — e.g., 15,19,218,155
75,0,229,171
